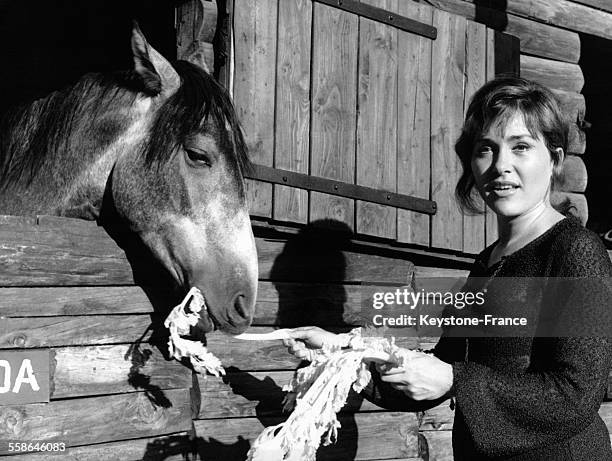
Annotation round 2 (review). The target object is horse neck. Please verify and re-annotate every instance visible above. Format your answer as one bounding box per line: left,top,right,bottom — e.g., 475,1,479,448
0,87,152,220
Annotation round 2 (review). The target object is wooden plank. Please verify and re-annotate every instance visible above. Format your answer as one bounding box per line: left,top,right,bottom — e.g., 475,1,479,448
420,399,454,431
424,0,580,63
0,218,135,286
420,430,454,461
233,0,277,217
0,286,154,316
356,0,398,239
0,389,191,453
0,218,413,285
430,10,466,251
273,0,312,224
462,21,487,254
176,0,218,48
477,0,612,41
521,55,584,93
484,28,498,247
0,282,373,326
558,155,587,193
551,191,588,224
310,2,358,231
255,281,375,326
256,237,414,284
567,121,586,155
0,315,153,348
3,433,193,460
193,412,420,460
552,89,586,123
396,1,433,246
195,370,384,419
571,0,612,14
207,327,419,371
52,344,191,399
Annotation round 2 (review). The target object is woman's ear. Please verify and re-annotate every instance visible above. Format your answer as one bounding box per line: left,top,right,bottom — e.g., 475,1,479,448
552,147,565,177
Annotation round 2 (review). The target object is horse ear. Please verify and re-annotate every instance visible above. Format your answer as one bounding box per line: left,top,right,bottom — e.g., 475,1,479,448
131,22,180,97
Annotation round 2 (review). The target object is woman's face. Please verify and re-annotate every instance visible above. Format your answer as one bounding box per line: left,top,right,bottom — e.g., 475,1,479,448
471,112,556,219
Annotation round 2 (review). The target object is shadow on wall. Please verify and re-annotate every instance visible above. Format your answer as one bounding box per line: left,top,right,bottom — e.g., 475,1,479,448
181,219,365,460
578,32,612,236
0,0,176,116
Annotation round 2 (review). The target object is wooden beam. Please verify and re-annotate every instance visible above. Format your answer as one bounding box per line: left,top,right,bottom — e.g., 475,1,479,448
193,412,421,460
447,0,612,40
521,55,584,93
424,0,580,63
0,390,191,454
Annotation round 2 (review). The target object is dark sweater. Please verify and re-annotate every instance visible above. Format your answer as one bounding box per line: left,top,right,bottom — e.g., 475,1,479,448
363,216,612,460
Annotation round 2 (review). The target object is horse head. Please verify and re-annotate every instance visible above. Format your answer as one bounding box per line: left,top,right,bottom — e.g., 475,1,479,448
110,26,258,335
0,24,258,335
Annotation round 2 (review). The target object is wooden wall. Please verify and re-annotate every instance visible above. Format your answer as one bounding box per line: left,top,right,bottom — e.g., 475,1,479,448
231,0,523,254
419,0,612,230
0,215,428,459
1,216,610,459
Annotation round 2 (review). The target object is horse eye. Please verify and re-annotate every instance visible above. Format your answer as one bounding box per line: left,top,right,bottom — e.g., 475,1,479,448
185,148,212,167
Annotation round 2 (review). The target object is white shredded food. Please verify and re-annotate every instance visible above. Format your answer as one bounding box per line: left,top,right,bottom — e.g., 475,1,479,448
164,287,225,376
246,328,418,461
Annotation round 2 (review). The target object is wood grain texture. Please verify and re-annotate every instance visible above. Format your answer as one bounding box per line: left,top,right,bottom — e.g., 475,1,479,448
420,430,454,461
397,1,433,246
0,217,414,285
0,390,191,452
273,0,312,224
479,0,612,40
195,370,383,419
420,399,454,431
356,0,398,239
0,218,134,286
521,55,584,93
206,327,419,371
0,281,384,327
193,412,420,460
424,0,580,63
484,28,499,247
462,21,487,254
233,0,277,217
571,0,612,14
0,286,154,316
2,433,192,461
431,9,466,251
0,315,153,348
51,344,191,399
310,2,359,231
558,155,587,193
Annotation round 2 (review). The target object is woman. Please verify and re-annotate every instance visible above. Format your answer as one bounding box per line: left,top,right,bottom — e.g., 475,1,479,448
284,77,612,460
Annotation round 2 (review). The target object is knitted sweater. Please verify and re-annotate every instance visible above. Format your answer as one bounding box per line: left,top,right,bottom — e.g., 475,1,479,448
362,216,612,460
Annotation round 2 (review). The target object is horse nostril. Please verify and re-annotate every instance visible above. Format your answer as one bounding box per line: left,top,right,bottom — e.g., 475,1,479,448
233,293,250,320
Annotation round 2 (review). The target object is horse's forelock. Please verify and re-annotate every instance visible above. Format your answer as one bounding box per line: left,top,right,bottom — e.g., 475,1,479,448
142,61,251,176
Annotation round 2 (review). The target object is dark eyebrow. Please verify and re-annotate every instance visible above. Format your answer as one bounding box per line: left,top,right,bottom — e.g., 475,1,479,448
507,134,535,141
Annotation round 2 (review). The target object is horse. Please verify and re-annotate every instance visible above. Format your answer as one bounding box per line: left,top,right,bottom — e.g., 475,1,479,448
0,24,258,335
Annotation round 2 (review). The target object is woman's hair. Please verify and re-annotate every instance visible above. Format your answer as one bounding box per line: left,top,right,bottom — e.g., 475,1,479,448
455,76,569,214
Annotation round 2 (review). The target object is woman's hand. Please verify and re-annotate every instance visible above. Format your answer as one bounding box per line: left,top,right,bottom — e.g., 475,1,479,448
378,353,453,400
282,326,340,361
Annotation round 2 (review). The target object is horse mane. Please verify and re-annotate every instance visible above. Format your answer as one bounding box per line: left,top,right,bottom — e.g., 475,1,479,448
0,60,251,190
143,60,252,177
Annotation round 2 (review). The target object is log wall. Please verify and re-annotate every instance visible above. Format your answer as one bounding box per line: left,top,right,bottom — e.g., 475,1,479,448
1,216,611,459
419,0,612,230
